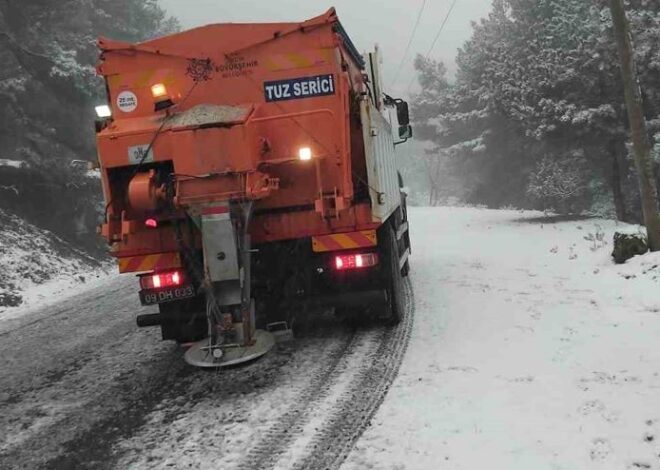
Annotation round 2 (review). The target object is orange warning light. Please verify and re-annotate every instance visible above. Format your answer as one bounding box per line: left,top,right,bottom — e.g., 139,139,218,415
151,83,168,99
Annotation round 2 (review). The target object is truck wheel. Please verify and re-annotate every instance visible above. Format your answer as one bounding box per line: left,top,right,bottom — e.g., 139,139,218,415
159,297,207,343
383,224,405,325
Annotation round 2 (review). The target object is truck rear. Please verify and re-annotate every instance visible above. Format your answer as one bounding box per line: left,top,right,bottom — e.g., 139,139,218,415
94,8,412,367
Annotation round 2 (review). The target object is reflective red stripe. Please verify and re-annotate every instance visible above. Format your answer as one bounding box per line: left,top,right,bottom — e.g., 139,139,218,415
201,206,229,215
344,231,373,247
118,253,182,274
312,230,377,253
124,256,145,273
317,235,344,251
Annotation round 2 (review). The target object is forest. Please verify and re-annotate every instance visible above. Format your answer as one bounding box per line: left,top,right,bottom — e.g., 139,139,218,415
411,0,660,224
0,0,178,251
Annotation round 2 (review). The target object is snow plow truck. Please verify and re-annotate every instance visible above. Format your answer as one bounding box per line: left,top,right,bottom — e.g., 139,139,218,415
94,8,413,367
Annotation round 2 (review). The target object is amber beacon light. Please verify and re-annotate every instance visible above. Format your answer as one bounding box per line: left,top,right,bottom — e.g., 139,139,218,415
151,83,174,111
298,147,312,161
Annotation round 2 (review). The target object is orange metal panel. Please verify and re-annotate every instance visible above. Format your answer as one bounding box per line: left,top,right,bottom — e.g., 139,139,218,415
312,230,377,253
118,252,182,274
96,9,376,251
250,203,380,245
264,49,334,72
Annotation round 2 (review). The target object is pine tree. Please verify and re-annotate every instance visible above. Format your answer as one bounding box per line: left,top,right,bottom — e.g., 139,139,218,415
412,0,660,218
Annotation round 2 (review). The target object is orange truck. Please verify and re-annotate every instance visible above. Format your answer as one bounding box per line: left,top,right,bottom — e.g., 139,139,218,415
94,8,412,367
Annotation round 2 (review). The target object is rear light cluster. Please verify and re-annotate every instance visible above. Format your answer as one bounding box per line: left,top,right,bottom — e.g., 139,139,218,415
334,253,379,271
140,270,183,290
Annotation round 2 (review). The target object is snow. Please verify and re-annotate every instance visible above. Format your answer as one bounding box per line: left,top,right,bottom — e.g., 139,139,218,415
169,104,252,128
0,265,113,324
343,207,660,470
3,206,659,468
114,325,382,470
0,208,112,321
0,158,23,168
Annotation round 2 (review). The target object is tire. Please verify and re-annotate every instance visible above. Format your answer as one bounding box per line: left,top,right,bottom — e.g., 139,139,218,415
159,296,207,343
382,223,405,325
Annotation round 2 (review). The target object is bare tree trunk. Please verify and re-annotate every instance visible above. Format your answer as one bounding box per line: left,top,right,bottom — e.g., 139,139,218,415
610,0,660,250
424,154,439,206
609,140,629,222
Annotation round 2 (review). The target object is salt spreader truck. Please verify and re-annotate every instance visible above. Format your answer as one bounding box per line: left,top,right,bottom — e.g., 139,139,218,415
94,8,413,367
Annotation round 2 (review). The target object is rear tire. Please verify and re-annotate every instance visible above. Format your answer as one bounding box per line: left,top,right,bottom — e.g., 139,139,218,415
382,223,405,325
159,296,207,343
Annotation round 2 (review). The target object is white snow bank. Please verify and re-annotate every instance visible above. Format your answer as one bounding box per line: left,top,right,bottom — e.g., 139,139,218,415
343,207,660,470
0,208,112,321
0,159,23,168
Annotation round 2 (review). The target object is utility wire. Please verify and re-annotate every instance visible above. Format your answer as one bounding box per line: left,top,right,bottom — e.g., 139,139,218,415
390,0,428,88
406,0,458,94
425,0,458,57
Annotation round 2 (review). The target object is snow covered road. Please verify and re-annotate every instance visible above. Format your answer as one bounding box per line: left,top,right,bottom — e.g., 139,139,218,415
1,207,659,470
0,258,413,469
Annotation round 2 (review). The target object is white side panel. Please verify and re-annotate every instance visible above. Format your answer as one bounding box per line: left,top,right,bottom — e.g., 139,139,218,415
360,99,400,223
366,48,384,110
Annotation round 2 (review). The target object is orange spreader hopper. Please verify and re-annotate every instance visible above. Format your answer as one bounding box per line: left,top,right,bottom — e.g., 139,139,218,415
97,9,368,246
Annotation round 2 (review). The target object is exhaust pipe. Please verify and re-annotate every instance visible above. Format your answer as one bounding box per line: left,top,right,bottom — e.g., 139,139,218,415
137,313,162,328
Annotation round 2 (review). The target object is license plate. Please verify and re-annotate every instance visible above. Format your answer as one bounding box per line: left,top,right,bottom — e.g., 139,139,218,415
139,285,195,306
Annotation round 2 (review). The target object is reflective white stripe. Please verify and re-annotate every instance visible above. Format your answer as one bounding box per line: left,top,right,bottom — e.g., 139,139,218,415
399,248,410,270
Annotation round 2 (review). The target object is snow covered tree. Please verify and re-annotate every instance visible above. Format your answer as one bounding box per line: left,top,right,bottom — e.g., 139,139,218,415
0,1,178,249
412,0,660,218
609,0,660,250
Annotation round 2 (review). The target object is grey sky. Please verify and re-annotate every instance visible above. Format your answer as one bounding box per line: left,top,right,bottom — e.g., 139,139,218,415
159,0,493,97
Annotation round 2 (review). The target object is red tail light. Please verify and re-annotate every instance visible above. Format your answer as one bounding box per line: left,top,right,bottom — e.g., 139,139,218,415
334,253,379,271
140,270,183,290
145,218,158,228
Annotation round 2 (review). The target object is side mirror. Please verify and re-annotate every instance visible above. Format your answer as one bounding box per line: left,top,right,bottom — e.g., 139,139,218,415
396,100,410,127
399,124,413,140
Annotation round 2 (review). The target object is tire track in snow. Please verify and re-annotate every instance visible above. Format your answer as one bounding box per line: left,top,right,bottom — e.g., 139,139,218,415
1,278,413,470
0,344,185,470
0,277,139,407
235,278,415,470
235,329,361,470
289,278,415,470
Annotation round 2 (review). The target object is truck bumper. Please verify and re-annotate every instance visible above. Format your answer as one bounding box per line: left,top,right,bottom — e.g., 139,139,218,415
307,289,388,309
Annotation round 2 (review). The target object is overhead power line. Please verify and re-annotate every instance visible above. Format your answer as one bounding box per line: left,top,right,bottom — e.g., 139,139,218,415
425,0,458,57
406,0,459,94
390,0,428,88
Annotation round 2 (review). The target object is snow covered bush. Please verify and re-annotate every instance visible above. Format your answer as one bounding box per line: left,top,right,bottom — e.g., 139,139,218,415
527,154,588,213
612,232,649,264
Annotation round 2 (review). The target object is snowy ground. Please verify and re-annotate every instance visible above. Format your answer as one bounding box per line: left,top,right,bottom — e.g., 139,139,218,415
2,207,659,470
0,159,22,168
0,208,111,318
344,207,660,470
